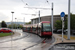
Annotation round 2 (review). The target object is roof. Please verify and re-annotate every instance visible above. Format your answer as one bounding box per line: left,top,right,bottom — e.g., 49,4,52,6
31,15,67,20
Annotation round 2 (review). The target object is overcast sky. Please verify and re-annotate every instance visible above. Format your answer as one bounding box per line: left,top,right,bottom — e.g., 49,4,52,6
0,0,75,22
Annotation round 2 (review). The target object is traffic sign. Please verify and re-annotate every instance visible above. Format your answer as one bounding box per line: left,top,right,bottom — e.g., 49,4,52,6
60,12,65,17
60,12,65,42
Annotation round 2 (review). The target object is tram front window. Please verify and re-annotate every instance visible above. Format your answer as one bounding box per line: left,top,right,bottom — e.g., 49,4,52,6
43,23,52,31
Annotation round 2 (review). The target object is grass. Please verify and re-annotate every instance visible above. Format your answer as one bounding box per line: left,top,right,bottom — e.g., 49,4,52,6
0,33,13,37
59,35,75,40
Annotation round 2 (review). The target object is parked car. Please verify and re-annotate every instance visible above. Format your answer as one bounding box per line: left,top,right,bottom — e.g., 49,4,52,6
57,29,62,33
64,29,75,35
71,30,75,35
53,29,58,33
0,28,13,33
64,29,68,34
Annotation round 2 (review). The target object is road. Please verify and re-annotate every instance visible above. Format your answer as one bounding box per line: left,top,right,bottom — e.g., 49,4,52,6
0,29,55,50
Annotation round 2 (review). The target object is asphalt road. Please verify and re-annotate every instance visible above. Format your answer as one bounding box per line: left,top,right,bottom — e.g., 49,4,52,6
0,29,55,50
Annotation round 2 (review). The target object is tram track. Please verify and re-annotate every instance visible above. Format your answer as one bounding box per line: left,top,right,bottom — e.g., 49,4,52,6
0,32,29,43
22,36,55,50
0,30,55,50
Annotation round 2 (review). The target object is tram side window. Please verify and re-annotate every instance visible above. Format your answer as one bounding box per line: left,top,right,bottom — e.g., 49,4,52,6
27,27,29,31
33,27,36,31
29,27,31,31
24,27,26,30
38,27,40,30
23,27,26,30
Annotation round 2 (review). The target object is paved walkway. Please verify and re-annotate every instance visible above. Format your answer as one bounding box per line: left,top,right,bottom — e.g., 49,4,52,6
53,34,75,44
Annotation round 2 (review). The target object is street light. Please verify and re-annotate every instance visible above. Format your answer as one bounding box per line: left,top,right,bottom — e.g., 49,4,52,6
11,11,14,48
11,12,14,29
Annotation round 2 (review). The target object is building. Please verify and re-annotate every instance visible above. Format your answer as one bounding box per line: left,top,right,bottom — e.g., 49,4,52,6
31,15,67,29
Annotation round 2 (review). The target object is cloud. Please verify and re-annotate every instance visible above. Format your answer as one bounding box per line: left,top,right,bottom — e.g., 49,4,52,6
0,12,10,22
0,0,24,10
0,0,75,22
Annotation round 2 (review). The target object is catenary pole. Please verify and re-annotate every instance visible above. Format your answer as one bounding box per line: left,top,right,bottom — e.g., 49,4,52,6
51,3,53,35
24,17,25,25
68,0,70,40
39,10,40,23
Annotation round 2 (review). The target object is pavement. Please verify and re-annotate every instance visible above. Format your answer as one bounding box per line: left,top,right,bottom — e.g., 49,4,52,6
53,34,75,44
49,34,75,50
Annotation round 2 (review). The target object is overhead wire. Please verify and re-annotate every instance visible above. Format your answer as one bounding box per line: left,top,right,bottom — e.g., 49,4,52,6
46,0,50,5
21,0,28,6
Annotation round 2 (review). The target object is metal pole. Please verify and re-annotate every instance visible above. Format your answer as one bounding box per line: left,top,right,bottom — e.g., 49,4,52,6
15,18,16,32
51,3,53,35
17,20,18,29
11,12,14,29
39,11,40,23
68,0,70,40
62,20,64,42
24,17,25,25
11,11,14,48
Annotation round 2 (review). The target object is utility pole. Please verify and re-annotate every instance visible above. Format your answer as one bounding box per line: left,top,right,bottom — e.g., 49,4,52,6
68,0,70,40
38,11,40,23
24,17,25,25
51,3,53,35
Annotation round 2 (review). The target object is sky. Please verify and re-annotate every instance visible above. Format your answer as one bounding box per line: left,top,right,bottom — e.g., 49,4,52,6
0,0,75,22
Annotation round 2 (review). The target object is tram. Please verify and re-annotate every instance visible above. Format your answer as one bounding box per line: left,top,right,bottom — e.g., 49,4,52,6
22,21,52,37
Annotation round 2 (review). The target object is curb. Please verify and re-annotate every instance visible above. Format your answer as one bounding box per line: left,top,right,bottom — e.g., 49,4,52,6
55,42,75,45
49,34,75,49
48,35,57,49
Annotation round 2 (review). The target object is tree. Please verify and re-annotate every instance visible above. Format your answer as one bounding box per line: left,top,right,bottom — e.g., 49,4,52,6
25,21,31,25
8,24,23,29
18,25,23,29
54,14,75,29
1,21,7,28
55,20,62,29
70,14,75,29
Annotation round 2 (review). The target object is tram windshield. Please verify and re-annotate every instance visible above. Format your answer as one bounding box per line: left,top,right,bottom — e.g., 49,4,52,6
42,23,52,31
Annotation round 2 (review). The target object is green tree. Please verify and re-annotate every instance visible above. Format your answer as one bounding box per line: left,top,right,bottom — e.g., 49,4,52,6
8,25,11,28
54,17,68,29
70,14,75,29
54,14,75,29
25,21,31,25
1,21,7,28
8,24,23,29
55,20,62,29
18,25,23,29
